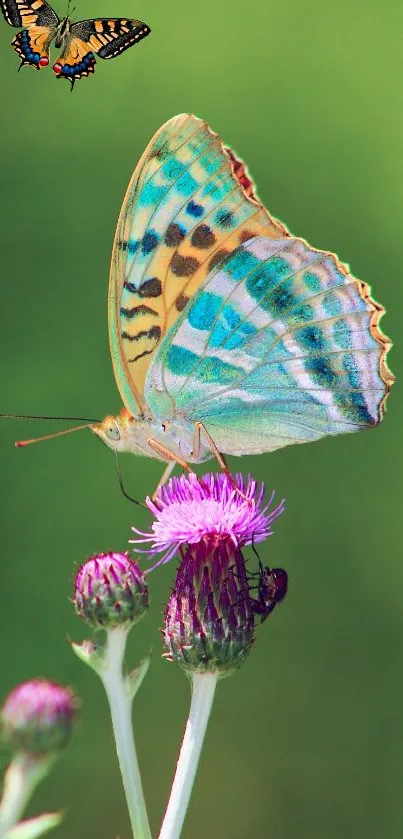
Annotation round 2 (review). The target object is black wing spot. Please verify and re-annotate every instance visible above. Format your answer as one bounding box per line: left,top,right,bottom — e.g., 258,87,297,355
138,277,162,298
208,249,229,271
120,304,157,319
175,293,189,312
191,224,216,250
165,223,186,248
171,254,200,277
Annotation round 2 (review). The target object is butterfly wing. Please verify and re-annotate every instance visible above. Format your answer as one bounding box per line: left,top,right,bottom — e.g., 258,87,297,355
52,19,150,85
0,0,58,69
52,33,96,85
145,234,393,454
109,114,288,415
71,18,150,59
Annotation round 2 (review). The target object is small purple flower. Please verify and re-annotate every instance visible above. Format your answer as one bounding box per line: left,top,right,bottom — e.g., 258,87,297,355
1,680,79,756
74,552,148,629
131,472,284,568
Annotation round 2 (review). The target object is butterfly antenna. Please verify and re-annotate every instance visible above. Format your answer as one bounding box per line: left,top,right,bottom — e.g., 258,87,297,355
15,423,94,448
115,452,143,507
0,413,101,447
0,414,101,422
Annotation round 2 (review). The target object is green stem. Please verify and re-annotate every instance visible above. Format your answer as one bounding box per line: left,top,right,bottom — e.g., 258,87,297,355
158,672,218,839
0,756,52,839
100,628,152,839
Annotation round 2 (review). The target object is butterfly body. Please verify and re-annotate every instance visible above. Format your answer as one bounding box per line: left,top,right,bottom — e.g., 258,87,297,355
0,0,150,85
93,410,211,465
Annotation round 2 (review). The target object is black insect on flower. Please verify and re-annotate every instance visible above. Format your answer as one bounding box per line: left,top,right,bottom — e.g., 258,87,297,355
252,562,288,623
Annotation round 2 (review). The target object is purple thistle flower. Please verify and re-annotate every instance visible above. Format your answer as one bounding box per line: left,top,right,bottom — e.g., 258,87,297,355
74,552,148,629
131,472,284,568
1,680,79,756
131,472,285,675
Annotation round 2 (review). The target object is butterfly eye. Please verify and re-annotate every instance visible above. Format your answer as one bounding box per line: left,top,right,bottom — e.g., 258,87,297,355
105,423,120,442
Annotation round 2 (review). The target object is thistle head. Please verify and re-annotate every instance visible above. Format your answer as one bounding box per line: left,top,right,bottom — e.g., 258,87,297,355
132,472,285,676
1,680,79,756
74,552,148,629
131,472,284,567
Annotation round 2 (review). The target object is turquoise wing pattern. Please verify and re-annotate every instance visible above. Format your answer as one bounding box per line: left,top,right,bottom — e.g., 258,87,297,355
145,235,393,454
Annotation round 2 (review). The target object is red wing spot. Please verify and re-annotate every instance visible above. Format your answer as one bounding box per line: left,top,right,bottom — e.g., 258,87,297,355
39,57,49,67
225,147,257,200
53,62,62,75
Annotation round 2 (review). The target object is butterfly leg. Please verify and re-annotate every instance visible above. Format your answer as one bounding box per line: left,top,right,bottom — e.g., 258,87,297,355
154,461,176,495
193,422,252,504
147,438,193,498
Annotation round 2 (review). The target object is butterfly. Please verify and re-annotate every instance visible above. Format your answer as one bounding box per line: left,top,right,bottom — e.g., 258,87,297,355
0,0,150,87
88,114,393,489
7,114,394,494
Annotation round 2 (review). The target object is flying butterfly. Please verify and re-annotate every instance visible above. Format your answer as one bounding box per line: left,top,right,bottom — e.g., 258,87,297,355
0,0,150,87
5,114,394,494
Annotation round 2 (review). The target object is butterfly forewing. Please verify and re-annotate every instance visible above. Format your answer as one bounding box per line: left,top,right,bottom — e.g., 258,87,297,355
70,18,150,58
0,0,57,29
109,114,288,415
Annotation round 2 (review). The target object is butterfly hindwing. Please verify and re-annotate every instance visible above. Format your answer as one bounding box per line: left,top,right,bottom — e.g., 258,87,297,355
0,0,58,68
109,114,288,415
145,234,393,453
13,25,52,68
52,35,96,84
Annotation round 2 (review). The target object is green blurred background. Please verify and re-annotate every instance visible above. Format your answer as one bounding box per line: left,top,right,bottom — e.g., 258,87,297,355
0,0,402,835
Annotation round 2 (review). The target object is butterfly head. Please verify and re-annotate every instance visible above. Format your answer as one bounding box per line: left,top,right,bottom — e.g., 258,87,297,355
91,412,133,453
90,408,147,454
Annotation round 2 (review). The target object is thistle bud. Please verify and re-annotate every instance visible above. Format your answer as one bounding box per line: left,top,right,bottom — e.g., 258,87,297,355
74,552,148,629
1,680,78,756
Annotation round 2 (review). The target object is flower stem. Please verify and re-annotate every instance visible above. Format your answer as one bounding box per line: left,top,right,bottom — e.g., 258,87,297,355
0,755,52,839
158,672,218,839
100,628,151,839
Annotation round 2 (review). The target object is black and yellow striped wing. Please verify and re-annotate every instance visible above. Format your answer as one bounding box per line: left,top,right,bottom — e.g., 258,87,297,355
52,18,150,86
0,0,58,69
71,18,151,59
